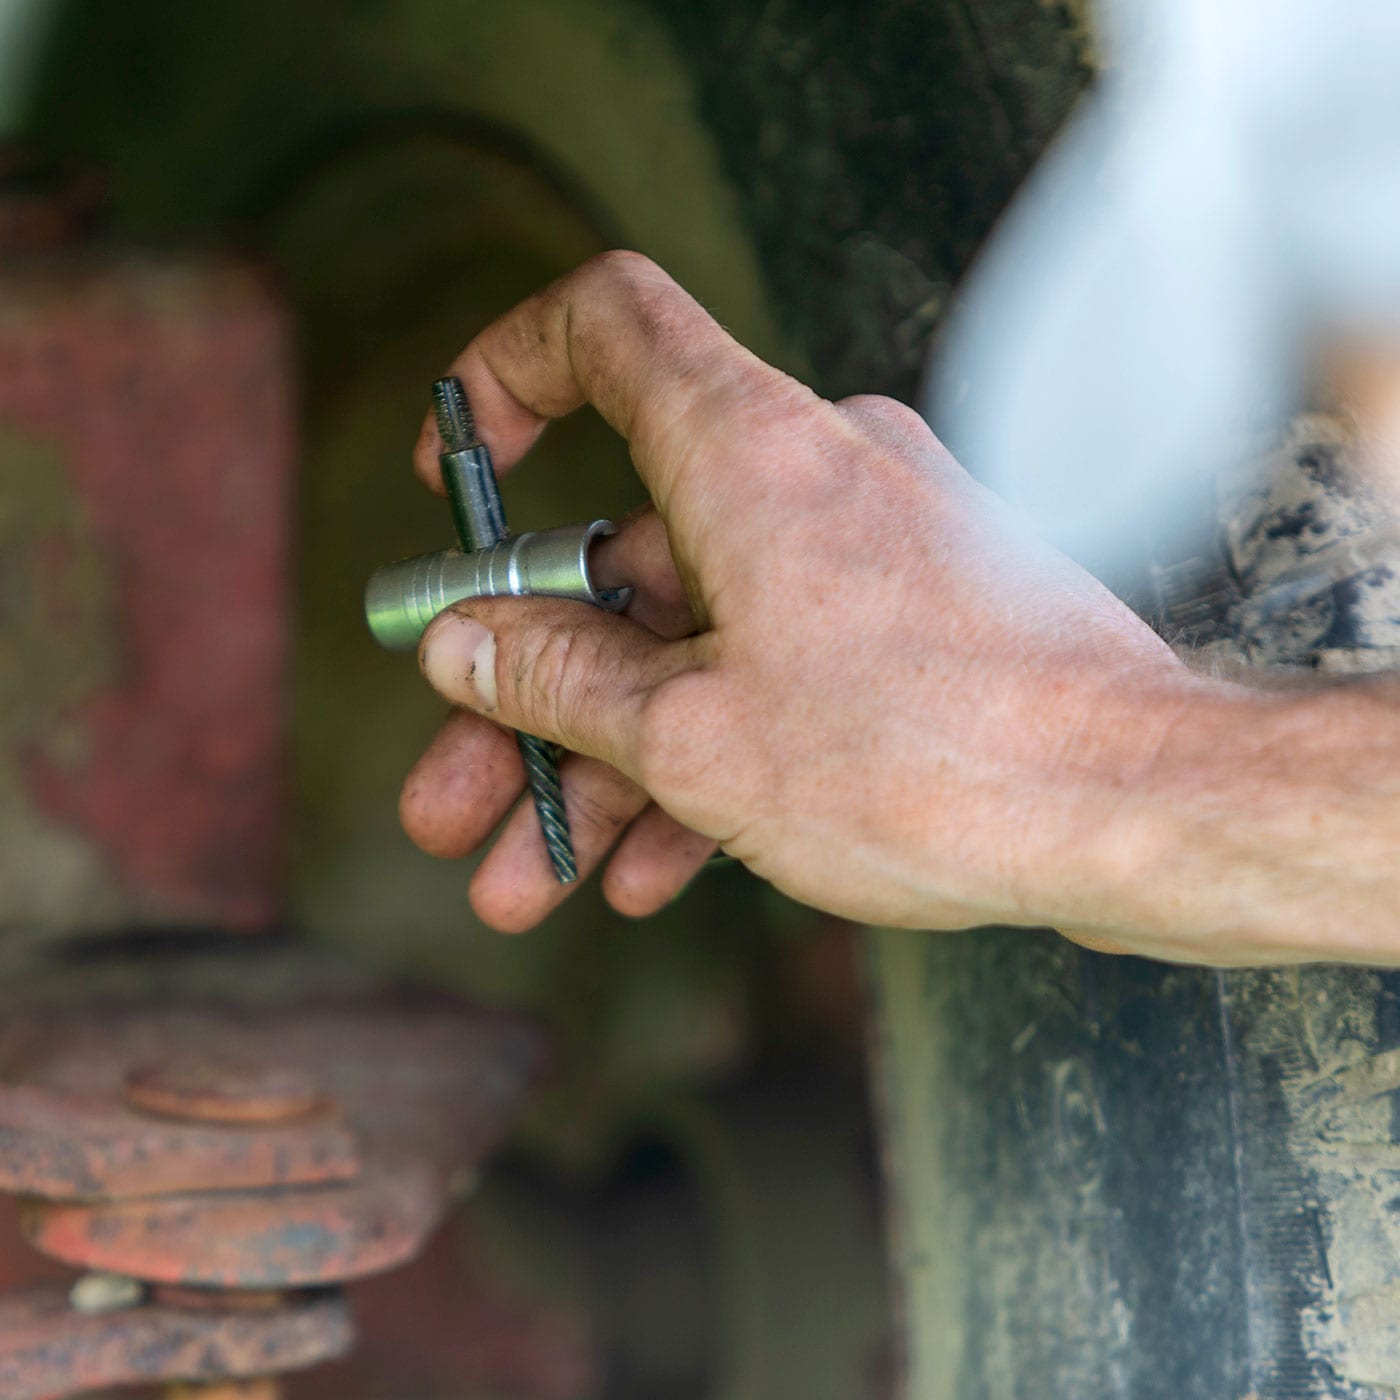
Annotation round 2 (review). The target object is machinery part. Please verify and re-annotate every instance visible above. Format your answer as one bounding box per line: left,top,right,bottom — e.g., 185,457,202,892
0,1002,547,1173
433,376,508,551
0,1285,350,1400
0,1082,358,1201
22,1157,448,1289
0,249,293,935
433,374,576,883
123,1061,328,1126
364,523,630,652
0,941,546,1133
0,941,554,1393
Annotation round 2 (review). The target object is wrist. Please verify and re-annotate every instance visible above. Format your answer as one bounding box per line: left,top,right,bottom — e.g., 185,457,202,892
1068,670,1400,963
1035,662,1217,945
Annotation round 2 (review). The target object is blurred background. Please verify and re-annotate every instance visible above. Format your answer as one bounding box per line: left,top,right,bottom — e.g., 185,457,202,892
14,5,1400,1400
0,3,1090,1398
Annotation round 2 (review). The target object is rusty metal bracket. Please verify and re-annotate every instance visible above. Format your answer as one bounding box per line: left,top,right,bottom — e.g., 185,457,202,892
0,1082,358,1201
23,1157,451,1289
0,1285,352,1400
0,945,551,1397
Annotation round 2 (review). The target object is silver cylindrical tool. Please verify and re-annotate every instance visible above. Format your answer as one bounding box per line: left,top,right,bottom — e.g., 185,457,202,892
365,519,631,652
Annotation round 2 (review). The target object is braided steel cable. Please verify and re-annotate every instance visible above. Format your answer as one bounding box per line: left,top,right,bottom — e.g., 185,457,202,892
433,376,577,884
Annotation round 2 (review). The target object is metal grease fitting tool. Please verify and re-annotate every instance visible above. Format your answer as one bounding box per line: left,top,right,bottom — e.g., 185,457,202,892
364,519,626,652
364,376,631,883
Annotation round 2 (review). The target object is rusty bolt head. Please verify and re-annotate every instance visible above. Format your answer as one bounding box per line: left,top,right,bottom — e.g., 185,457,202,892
124,1062,328,1126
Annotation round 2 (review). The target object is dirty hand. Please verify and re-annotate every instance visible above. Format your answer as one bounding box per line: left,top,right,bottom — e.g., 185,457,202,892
402,252,1400,965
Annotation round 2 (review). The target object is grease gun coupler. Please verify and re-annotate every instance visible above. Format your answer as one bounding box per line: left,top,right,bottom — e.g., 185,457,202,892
365,376,631,883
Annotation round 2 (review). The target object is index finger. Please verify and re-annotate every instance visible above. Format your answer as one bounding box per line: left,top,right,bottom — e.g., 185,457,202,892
412,251,822,513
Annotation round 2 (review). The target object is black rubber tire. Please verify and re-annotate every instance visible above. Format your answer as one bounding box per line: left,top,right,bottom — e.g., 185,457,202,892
870,927,1400,1399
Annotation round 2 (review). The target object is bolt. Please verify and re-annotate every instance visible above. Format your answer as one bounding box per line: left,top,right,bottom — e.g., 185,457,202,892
124,1062,327,1125
433,376,577,883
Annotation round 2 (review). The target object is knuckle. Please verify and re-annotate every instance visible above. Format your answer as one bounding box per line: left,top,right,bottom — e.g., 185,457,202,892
838,392,922,429
869,396,930,440
835,393,939,461
581,249,666,301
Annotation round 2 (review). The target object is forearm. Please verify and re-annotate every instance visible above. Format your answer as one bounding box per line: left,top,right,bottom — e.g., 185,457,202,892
1081,675,1400,964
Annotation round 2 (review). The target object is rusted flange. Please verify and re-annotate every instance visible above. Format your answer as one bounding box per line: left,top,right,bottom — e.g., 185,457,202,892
0,1084,358,1201
1,1000,548,1174
0,1285,351,1400
22,1157,446,1289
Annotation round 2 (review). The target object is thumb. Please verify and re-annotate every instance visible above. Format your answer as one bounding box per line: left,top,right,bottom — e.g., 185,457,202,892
418,597,692,780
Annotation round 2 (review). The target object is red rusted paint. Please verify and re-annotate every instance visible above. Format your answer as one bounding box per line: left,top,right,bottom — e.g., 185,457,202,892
0,1285,351,1399
0,254,294,931
0,1083,358,1201
22,1157,446,1288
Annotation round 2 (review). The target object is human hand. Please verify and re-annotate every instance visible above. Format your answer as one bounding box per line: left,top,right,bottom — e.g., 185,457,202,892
398,251,1231,946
